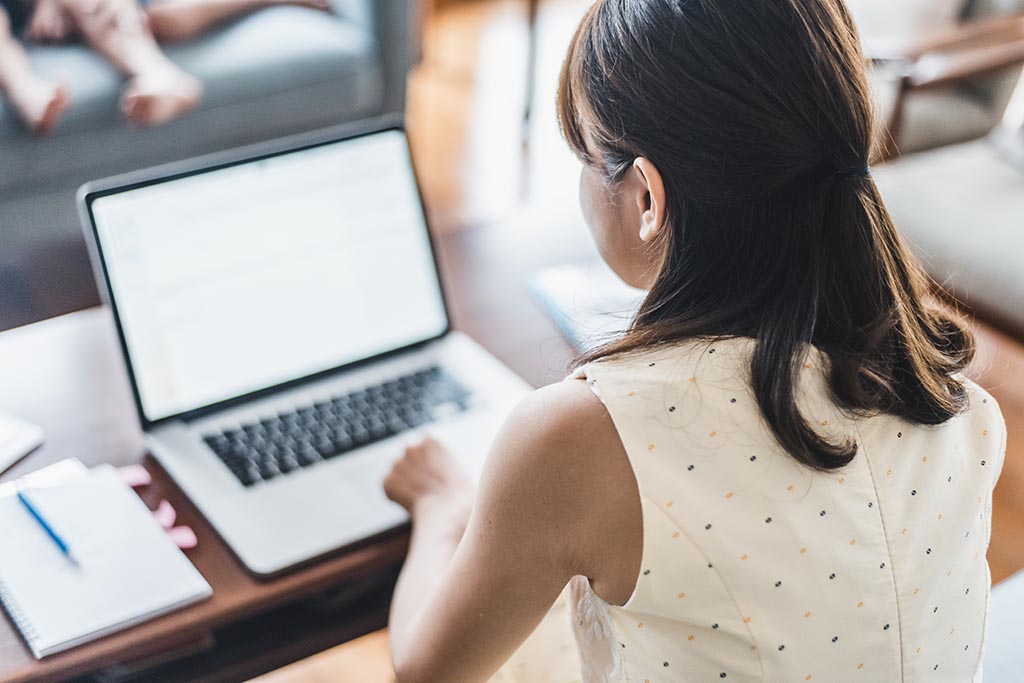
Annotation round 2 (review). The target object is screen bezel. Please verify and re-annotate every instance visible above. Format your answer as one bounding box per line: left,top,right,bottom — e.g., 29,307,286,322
80,119,452,430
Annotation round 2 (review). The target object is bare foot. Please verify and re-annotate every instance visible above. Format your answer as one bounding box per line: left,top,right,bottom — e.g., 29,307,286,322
25,0,74,43
10,79,70,135
120,66,202,128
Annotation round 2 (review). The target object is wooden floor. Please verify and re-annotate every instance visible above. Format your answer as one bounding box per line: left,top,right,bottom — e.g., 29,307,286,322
249,1,1024,681
251,631,392,683
407,0,587,235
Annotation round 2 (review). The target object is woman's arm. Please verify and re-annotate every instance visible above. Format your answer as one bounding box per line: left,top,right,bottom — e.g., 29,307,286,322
383,378,642,683
384,437,474,666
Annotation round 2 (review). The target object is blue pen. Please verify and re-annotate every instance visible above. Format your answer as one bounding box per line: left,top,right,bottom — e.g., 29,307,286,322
16,482,80,568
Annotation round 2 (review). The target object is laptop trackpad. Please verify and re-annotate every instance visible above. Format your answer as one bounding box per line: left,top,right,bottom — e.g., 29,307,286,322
346,410,498,512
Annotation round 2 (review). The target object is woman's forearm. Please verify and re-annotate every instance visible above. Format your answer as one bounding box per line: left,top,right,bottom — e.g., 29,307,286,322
388,503,466,668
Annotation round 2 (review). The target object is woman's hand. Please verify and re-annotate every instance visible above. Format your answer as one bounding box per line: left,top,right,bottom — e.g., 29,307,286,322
386,381,625,682
384,436,474,535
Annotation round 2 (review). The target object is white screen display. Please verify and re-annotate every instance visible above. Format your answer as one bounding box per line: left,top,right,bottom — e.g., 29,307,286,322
91,130,449,422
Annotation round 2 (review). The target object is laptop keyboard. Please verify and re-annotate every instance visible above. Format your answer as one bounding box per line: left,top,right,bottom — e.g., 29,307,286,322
202,366,471,487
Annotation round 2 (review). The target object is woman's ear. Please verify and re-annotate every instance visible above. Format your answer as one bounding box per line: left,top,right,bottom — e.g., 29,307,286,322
632,157,666,242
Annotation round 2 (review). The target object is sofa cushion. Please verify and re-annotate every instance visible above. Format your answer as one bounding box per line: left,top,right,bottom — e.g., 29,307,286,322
0,6,380,191
873,139,1024,331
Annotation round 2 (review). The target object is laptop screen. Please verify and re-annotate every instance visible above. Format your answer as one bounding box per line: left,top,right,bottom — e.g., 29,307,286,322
88,128,449,424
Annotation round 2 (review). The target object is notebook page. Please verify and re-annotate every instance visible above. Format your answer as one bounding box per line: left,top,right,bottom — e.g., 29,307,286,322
0,465,211,657
0,459,87,498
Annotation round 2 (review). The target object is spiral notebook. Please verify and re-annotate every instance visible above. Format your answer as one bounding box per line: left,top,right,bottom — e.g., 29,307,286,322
0,464,212,658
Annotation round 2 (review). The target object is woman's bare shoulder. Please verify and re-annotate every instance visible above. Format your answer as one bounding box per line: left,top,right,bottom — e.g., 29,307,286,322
478,378,641,597
494,378,621,465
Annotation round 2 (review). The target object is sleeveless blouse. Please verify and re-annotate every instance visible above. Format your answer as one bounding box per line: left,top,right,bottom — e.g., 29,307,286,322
565,337,1005,682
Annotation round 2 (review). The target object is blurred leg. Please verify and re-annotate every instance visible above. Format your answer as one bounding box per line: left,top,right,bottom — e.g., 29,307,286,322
58,0,202,126
0,7,70,134
25,0,75,43
144,0,330,44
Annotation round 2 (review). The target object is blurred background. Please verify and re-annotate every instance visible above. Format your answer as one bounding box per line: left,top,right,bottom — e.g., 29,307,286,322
2,0,1023,681
3,0,1024,334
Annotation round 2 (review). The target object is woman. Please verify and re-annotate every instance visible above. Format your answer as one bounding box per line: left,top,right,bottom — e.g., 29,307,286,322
0,0,328,132
383,0,1007,681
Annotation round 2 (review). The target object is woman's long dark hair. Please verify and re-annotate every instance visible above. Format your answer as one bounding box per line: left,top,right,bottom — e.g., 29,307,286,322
558,0,975,470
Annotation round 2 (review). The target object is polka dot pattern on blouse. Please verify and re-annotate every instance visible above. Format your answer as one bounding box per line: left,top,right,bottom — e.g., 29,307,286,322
567,338,1006,683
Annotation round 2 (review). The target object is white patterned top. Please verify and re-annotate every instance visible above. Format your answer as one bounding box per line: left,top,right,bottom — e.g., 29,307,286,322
567,337,1006,682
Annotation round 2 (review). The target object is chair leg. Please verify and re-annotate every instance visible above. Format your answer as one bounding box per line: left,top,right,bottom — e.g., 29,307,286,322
523,0,540,130
524,0,540,197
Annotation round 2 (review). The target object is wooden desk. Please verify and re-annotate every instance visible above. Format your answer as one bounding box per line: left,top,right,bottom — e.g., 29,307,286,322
0,208,594,683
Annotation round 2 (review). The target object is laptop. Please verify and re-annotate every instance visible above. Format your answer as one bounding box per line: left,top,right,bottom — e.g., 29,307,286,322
77,118,531,577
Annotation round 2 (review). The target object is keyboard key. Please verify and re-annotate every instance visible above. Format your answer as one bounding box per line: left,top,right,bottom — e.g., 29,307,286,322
279,454,300,473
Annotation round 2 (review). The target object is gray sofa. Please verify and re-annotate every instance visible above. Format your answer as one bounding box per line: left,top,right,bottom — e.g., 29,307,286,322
874,98,1024,336
0,0,415,330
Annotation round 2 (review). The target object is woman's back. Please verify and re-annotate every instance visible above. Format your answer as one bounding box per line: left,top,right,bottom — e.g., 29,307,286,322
571,338,1005,682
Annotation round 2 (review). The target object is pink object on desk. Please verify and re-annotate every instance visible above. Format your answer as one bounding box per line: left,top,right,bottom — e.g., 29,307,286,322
154,502,198,550
153,499,177,530
116,465,198,549
168,526,198,550
117,464,152,488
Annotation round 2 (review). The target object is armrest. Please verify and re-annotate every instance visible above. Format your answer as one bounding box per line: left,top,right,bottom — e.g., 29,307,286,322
905,38,1024,90
326,0,416,116
371,0,419,116
864,13,1024,63
873,14,1024,160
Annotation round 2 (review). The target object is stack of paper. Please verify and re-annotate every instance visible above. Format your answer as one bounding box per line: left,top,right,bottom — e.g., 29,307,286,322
530,263,644,352
0,413,44,476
